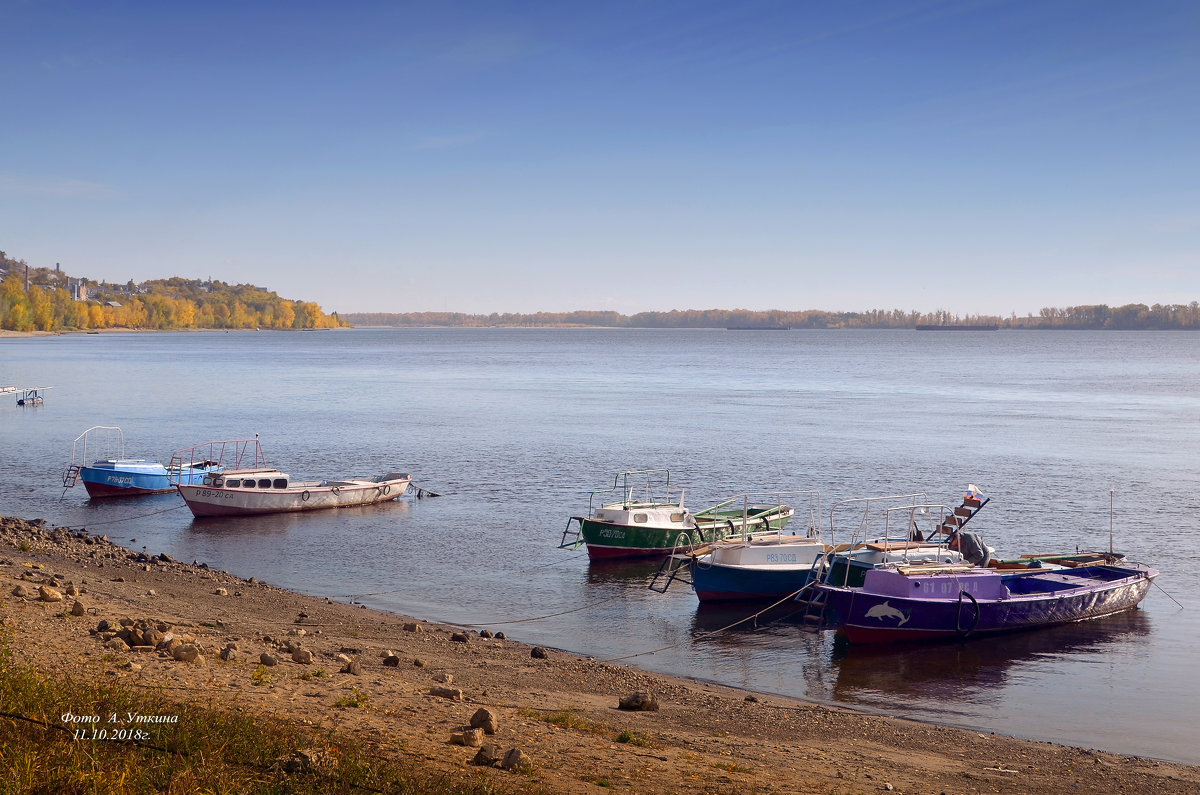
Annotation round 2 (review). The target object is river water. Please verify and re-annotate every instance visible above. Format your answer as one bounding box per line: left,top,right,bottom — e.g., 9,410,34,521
2,328,1196,764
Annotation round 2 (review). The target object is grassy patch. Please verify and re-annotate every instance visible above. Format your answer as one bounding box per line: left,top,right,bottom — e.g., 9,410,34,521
519,707,608,736
333,688,370,709
615,728,653,748
250,664,273,687
0,630,501,794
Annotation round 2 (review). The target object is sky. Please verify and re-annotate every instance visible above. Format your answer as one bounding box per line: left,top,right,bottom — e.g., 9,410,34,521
1,0,1197,316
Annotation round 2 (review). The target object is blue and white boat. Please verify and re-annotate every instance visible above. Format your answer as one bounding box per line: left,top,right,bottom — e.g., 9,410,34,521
688,532,829,602
63,426,220,499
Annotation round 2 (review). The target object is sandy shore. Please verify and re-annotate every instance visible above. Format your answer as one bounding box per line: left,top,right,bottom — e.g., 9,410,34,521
2,515,1197,794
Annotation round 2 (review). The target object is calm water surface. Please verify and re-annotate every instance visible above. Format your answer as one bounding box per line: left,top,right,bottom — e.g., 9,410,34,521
2,328,1197,764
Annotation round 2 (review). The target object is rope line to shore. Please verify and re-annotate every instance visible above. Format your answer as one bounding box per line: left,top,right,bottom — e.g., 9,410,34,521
60,503,191,530
323,552,592,601
457,592,630,627
514,551,590,572
598,582,816,664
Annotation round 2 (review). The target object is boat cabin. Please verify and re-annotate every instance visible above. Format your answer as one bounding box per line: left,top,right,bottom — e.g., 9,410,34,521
203,468,290,490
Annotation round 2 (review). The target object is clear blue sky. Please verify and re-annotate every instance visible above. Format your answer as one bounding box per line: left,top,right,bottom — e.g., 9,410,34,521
2,1,1197,316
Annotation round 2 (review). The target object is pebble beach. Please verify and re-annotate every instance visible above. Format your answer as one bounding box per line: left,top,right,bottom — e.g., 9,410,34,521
3,514,1198,794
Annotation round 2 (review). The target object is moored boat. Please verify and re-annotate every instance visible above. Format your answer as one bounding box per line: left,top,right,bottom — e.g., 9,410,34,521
816,561,1157,644
560,469,795,560
817,486,988,590
808,484,1157,643
651,490,826,602
16,386,50,406
688,532,829,602
170,438,411,518
665,490,970,603
62,426,221,498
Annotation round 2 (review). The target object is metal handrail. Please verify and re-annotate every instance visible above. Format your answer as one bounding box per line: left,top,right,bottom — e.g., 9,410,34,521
585,469,681,513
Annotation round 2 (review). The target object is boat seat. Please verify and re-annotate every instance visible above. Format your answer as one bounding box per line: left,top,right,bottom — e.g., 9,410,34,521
864,541,943,552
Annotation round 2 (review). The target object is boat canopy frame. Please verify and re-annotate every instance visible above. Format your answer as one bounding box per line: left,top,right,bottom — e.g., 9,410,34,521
587,469,683,512
63,425,127,490
168,437,267,487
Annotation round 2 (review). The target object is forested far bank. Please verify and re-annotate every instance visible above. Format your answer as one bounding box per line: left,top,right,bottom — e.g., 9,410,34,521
0,255,345,332
342,302,1200,330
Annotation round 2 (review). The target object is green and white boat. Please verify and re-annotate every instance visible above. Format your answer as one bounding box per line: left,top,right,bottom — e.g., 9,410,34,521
560,469,795,560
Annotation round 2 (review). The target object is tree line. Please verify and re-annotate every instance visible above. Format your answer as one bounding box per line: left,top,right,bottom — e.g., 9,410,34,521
341,303,1200,330
0,255,345,332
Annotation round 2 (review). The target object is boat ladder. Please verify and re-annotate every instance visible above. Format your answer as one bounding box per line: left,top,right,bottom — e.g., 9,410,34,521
936,494,990,535
62,465,81,489
792,586,829,632
559,516,586,550
648,534,705,594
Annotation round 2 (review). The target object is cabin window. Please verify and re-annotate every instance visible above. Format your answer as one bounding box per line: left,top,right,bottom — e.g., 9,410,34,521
273,478,287,489
670,512,685,522
209,477,223,487
225,479,241,488
257,478,272,489
633,513,648,523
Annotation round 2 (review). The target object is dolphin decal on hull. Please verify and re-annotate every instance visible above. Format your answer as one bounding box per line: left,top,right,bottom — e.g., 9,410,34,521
864,601,909,626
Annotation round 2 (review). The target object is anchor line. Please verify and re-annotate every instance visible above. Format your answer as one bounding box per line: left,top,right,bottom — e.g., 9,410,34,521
1152,578,1184,609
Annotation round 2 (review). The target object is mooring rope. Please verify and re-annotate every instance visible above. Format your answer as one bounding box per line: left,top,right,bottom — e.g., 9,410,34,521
599,580,818,663
56,503,192,531
1152,578,1184,609
457,592,630,627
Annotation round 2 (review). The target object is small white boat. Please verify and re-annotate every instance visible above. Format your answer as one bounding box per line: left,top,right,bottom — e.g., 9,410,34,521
170,438,411,518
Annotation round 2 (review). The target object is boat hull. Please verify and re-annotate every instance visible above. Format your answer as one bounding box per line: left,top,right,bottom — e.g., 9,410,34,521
178,475,411,518
690,535,827,602
693,564,819,602
818,564,1157,644
580,510,791,560
80,460,215,499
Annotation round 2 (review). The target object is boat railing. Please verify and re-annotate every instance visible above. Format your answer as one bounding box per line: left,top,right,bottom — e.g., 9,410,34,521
63,426,126,489
168,437,267,487
874,502,956,556
586,468,680,512
708,489,820,541
827,492,930,549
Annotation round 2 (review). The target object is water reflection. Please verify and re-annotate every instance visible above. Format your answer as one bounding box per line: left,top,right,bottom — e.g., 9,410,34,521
585,559,663,586
185,500,412,537
829,609,1154,705
690,600,810,635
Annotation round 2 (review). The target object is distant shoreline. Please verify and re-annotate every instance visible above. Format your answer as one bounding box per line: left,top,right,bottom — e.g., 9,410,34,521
5,325,1200,338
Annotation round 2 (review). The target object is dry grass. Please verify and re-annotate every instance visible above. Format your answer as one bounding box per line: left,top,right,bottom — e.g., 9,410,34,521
0,629,506,795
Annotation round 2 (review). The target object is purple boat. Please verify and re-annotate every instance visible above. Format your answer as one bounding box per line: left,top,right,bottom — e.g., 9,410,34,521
817,561,1158,644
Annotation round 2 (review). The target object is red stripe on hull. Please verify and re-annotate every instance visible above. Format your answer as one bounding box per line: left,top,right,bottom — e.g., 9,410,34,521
83,482,171,498
585,544,679,560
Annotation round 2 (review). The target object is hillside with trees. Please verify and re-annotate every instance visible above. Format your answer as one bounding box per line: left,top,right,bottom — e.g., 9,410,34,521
0,253,345,332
